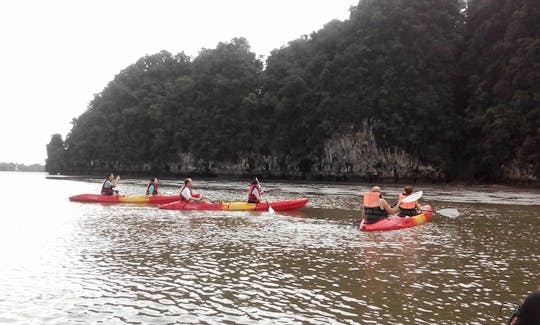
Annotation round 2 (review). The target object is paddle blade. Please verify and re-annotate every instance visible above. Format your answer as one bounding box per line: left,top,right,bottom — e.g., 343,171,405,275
402,191,423,203
268,205,275,214
437,208,460,218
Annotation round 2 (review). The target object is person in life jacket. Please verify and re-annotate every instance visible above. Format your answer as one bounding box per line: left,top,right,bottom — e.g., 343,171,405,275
398,185,422,217
101,173,119,196
508,289,540,325
179,178,207,202
247,178,263,203
362,186,401,224
146,177,159,196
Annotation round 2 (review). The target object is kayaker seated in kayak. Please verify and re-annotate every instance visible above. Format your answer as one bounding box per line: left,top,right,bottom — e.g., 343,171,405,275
508,289,540,325
398,185,422,217
179,178,208,202
101,173,119,196
247,178,263,203
146,177,159,196
362,186,400,224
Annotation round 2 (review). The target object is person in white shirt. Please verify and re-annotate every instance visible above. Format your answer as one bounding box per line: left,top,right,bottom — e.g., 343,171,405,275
179,178,207,202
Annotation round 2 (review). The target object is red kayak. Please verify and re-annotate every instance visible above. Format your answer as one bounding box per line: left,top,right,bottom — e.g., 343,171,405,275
69,194,181,204
159,198,309,211
359,205,433,232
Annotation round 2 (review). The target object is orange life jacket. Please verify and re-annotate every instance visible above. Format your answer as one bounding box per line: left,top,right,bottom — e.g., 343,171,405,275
363,191,381,208
399,193,416,209
363,191,387,223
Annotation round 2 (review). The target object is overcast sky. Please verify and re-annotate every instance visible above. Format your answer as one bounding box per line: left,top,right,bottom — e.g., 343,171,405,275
0,0,357,165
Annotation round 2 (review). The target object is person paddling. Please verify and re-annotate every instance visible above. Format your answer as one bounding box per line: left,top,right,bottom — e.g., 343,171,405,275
362,186,400,224
146,177,159,196
179,178,208,202
101,173,119,196
247,178,264,203
398,185,422,217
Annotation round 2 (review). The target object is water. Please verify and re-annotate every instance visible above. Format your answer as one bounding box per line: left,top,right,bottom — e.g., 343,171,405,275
0,172,539,324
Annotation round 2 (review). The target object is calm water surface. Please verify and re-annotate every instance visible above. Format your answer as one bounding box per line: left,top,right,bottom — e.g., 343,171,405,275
0,172,539,324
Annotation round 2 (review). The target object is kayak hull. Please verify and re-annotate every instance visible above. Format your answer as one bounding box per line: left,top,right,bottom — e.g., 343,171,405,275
69,194,181,204
360,205,433,232
159,198,309,211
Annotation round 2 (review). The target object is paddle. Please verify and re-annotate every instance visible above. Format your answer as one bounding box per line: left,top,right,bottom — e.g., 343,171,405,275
423,208,460,218
266,200,275,214
401,191,459,217
255,177,274,214
401,191,423,203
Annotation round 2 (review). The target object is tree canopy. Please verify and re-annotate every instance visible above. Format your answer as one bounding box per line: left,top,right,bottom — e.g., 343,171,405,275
46,0,540,183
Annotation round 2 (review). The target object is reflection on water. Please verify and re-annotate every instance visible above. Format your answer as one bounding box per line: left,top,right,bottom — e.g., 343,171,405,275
0,172,539,324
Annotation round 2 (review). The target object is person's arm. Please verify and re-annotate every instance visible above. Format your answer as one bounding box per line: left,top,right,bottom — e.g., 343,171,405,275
112,175,120,187
381,199,400,214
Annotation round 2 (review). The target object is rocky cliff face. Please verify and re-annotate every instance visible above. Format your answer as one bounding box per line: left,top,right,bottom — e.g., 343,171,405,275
164,121,439,181
60,122,536,183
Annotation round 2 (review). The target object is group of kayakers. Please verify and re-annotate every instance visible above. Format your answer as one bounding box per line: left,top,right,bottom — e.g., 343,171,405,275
100,173,266,203
102,171,419,221
361,185,422,224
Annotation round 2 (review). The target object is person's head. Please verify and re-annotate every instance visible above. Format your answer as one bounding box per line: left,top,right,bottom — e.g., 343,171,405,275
371,186,383,198
184,178,193,187
404,185,413,195
107,173,114,180
251,178,259,185
150,177,158,184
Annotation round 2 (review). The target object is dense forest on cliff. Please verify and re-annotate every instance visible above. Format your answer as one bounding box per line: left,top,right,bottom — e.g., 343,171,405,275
46,0,540,183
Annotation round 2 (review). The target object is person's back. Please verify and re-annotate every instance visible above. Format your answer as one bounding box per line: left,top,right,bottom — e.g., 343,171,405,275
362,187,388,224
398,185,420,217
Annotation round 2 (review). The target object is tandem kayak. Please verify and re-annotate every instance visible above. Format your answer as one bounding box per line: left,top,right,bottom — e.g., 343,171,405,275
69,194,181,204
159,198,309,211
359,205,433,232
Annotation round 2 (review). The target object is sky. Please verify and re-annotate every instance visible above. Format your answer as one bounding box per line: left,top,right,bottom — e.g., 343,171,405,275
0,0,358,165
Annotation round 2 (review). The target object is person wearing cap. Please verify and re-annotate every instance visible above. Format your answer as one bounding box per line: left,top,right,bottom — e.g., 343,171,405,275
398,185,422,217
362,186,401,224
247,178,264,203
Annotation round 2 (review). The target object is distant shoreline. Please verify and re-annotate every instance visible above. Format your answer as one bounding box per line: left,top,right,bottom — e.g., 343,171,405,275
44,172,540,189
0,162,45,172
